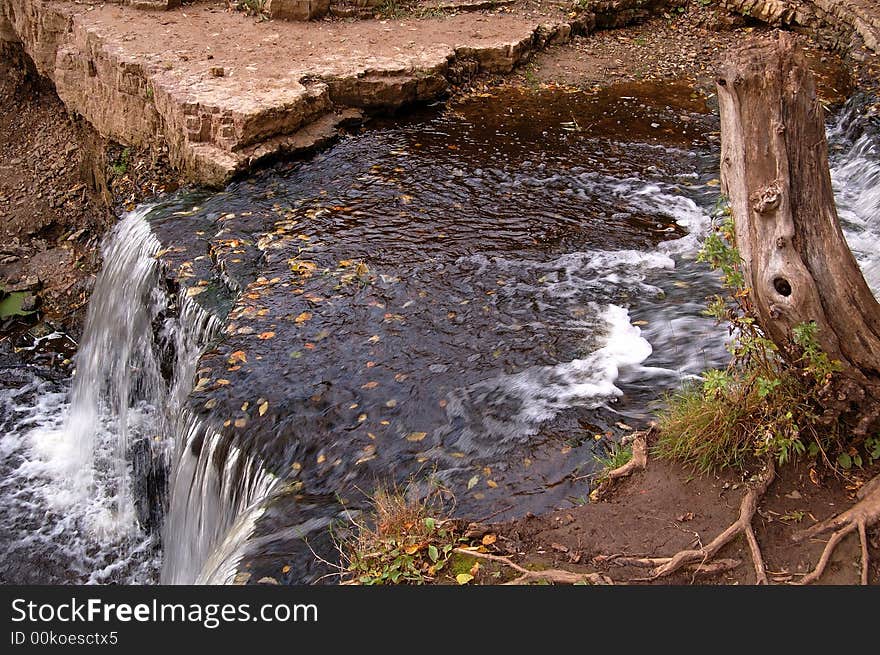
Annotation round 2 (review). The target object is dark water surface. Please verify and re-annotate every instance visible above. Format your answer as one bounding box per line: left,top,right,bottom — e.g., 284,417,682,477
3,82,877,585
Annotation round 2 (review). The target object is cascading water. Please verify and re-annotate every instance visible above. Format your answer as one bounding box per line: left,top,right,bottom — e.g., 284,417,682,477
65,209,165,528
0,207,225,582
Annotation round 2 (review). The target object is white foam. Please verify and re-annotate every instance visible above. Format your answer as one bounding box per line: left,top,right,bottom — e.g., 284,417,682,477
478,304,652,428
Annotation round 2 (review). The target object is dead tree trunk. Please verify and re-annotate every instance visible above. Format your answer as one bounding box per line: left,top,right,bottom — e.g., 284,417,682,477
717,32,880,435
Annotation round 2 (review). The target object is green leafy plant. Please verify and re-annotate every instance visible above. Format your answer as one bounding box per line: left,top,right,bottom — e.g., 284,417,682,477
109,147,131,176
656,199,851,472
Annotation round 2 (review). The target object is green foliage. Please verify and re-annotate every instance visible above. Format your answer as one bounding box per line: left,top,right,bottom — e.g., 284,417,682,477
341,484,462,585
657,198,857,473
0,290,36,318
109,148,131,176
376,0,409,19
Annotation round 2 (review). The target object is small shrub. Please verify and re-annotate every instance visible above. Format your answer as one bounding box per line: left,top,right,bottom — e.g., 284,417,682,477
340,483,462,585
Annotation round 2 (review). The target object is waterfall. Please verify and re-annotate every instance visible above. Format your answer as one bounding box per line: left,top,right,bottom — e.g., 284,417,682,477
63,208,166,532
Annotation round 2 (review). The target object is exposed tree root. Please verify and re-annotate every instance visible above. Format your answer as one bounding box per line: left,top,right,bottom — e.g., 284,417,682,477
452,548,613,585
595,461,776,583
605,429,650,481
592,427,652,500
792,472,880,585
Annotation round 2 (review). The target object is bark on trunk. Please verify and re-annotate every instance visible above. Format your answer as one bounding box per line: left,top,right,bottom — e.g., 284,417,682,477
717,32,880,435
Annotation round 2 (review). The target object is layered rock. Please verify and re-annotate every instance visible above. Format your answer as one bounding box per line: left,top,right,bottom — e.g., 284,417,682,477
720,0,880,52
3,0,877,188
0,0,603,186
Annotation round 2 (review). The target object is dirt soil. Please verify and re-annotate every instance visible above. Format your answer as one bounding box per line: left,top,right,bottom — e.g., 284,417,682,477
490,451,880,585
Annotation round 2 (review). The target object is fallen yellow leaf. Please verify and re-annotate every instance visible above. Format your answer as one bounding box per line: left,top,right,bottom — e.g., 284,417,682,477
258,401,269,416
406,432,427,442
294,312,312,324
258,331,276,340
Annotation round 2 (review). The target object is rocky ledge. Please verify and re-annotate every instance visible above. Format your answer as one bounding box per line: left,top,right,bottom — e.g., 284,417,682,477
0,0,604,186
1,0,877,188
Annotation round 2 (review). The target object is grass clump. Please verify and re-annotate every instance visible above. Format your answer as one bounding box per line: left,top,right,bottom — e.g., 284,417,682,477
593,441,632,479
656,202,846,474
341,483,462,585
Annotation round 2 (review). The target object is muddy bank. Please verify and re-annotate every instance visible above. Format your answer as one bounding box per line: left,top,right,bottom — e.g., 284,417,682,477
489,448,880,585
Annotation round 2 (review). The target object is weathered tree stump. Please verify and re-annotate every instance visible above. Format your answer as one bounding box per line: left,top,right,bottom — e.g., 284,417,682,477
717,32,880,435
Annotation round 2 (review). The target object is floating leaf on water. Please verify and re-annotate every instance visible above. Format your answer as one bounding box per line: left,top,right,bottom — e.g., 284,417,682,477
361,381,379,390
258,331,276,339
317,454,326,464
368,335,381,344
228,350,247,364
289,260,317,275
385,399,397,408
406,432,427,442
358,414,367,422
282,565,291,574
234,417,247,428
204,398,217,409
259,401,269,416
706,178,721,187
294,312,312,324
467,475,479,490
186,286,206,297
241,401,249,411
486,480,498,489
216,379,230,386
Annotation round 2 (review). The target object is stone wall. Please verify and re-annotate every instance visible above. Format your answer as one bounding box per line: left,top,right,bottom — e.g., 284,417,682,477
720,1,879,52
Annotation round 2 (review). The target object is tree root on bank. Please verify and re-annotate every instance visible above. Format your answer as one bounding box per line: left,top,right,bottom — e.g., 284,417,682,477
452,547,614,585
595,460,776,584
591,427,652,500
792,472,880,585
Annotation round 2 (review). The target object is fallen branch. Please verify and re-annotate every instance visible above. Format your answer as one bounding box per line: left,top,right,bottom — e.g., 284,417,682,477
452,548,613,585
792,472,880,585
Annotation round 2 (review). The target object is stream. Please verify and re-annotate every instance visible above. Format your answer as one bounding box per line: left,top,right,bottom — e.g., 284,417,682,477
1,82,878,584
